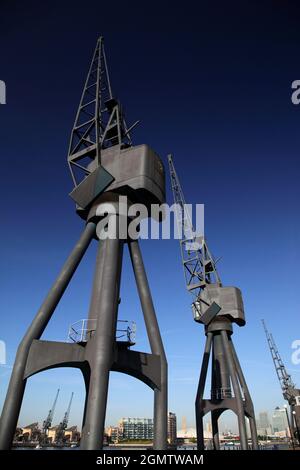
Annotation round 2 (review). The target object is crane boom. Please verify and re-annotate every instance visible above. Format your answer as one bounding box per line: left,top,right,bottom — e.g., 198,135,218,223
167,155,221,322
262,320,298,402
42,388,60,435
56,392,74,444
64,392,74,426
67,36,137,189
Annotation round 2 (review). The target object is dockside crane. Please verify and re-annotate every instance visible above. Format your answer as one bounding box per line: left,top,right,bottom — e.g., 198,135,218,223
55,392,74,444
41,388,60,443
167,155,258,450
262,320,300,442
0,36,167,451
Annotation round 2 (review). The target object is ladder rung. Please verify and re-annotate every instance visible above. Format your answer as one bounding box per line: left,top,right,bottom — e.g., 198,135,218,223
75,118,94,130
81,99,96,108
86,82,97,90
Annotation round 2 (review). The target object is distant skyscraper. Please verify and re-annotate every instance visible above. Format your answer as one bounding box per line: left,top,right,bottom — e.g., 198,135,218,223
119,418,153,440
206,421,212,435
272,407,288,433
168,412,177,444
256,411,272,436
258,411,270,429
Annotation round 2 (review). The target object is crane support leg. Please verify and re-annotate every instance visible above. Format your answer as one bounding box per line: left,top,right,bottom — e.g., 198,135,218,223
195,319,257,451
220,330,248,449
0,222,96,450
129,240,168,450
81,229,123,449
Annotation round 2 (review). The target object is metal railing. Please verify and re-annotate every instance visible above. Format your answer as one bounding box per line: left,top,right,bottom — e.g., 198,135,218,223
116,320,136,343
211,388,232,400
67,319,136,344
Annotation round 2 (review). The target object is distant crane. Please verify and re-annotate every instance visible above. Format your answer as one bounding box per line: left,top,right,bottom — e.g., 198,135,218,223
262,320,300,442
55,392,74,444
41,388,60,443
167,155,258,450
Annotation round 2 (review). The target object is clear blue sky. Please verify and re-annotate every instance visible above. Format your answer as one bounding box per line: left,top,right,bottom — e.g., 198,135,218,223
0,2,300,432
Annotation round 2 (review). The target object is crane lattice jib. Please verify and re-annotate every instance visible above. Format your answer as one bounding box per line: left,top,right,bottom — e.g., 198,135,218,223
42,388,60,434
55,392,74,444
67,37,138,188
262,320,296,402
167,155,221,299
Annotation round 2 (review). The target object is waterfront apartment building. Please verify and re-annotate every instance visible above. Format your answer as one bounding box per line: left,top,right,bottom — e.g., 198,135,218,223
64,426,80,442
106,426,120,443
21,423,40,442
119,418,153,440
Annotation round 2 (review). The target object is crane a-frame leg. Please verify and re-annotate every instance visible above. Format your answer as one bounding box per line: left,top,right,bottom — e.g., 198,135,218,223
195,318,258,450
0,222,96,450
0,219,168,450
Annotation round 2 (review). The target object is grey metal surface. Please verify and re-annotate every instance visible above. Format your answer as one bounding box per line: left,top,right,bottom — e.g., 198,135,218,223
195,320,258,450
24,339,162,395
197,284,246,326
195,301,221,326
0,222,96,449
128,240,168,450
69,165,115,209
80,221,123,449
230,341,258,449
220,329,248,449
24,340,86,378
76,144,165,220
195,332,213,447
211,333,231,400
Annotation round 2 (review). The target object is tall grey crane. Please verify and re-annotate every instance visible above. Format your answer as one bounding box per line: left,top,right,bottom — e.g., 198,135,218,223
41,389,60,443
168,155,258,450
0,36,167,450
262,320,300,442
56,392,74,444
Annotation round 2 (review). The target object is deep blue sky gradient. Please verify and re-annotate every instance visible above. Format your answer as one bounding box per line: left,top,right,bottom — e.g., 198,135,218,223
0,1,300,431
